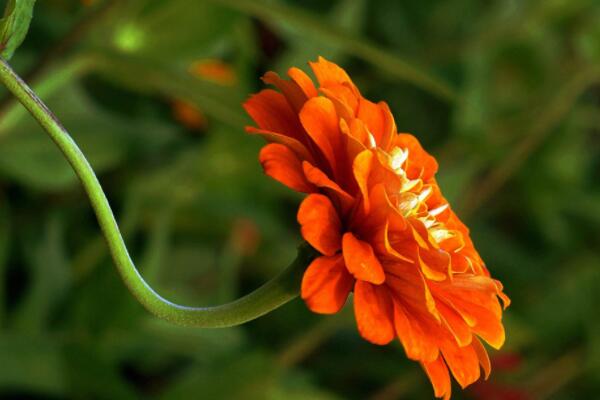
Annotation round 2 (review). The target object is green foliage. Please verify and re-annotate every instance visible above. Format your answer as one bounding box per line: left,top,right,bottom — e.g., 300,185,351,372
0,0,36,59
0,0,599,399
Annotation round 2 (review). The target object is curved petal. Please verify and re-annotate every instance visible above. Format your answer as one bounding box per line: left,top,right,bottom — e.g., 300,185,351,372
297,194,342,256
472,310,505,349
262,71,308,112
309,56,356,91
302,161,354,212
342,232,385,284
381,221,413,262
353,183,406,237
288,67,318,98
246,126,313,162
471,338,491,379
386,265,441,323
301,255,354,314
299,96,342,174
244,89,305,143
437,301,472,347
355,99,396,150
347,118,371,149
378,101,397,151
320,84,359,116
418,246,449,282
432,285,505,349
353,149,374,213
422,356,452,400
394,133,438,181
259,143,315,193
393,298,440,362
320,87,355,121
354,280,395,345
440,337,481,389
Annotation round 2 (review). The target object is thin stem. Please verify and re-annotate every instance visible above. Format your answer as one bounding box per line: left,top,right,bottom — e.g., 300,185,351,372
0,57,314,328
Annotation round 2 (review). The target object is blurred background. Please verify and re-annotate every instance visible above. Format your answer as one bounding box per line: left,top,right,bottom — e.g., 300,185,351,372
0,0,599,399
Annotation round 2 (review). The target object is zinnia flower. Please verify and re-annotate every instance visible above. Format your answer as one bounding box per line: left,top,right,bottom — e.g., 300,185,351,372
244,57,509,399
172,99,206,131
189,59,237,86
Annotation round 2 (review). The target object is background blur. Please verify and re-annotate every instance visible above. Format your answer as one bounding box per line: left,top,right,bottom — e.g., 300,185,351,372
0,0,599,399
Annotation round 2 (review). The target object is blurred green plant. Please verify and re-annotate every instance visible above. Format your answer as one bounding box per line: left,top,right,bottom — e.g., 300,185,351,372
0,0,320,333
0,0,598,399
0,53,313,329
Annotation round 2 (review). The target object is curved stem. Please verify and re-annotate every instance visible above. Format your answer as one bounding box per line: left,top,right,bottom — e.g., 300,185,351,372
0,57,314,327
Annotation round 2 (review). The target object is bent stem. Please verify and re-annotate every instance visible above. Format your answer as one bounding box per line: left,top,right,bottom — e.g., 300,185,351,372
0,57,314,327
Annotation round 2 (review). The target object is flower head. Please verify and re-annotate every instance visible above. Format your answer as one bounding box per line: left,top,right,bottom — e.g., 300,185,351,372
244,57,509,399
189,59,237,86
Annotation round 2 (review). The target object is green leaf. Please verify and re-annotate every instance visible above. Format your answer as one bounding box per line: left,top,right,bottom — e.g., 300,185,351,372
0,0,36,60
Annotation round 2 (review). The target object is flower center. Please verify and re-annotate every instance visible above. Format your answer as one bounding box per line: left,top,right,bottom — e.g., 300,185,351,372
387,146,458,245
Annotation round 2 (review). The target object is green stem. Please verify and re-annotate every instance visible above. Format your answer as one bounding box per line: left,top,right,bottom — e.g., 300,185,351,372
0,57,314,327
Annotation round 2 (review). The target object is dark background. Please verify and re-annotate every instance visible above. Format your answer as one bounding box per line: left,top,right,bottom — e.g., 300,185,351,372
0,0,599,399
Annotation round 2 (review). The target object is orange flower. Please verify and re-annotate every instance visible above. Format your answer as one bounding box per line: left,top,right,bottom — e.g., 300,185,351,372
171,99,206,131
244,57,509,399
189,59,237,86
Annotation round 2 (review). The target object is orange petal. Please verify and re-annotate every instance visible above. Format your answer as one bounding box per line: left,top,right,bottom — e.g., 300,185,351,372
450,253,472,274
409,217,432,250
422,356,452,400
440,292,505,349
437,301,472,347
357,98,386,147
302,161,354,212
353,149,374,213
246,126,313,162
471,337,491,379
493,280,511,309
297,194,342,256
262,71,306,112
347,118,371,149
394,133,439,181
393,300,440,362
259,143,315,193
244,89,305,143
354,280,395,345
320,84,359,117
382,221,413,262
342,232,385,284
309,56,356,91
385,265,440,322
418,246,449,282
445,287,502,321
353,183,406,237
301,255,354,314
299,96,341,174
378,101,397,150
440,338,481,389
473,314,505,349
288,66,318,98
443,284,506,348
